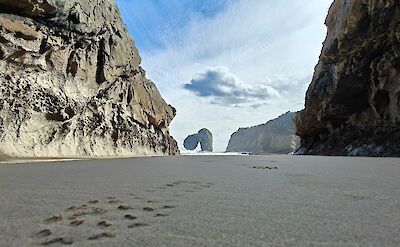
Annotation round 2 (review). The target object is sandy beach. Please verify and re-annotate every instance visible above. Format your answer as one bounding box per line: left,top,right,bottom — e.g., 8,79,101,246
0,155,399,246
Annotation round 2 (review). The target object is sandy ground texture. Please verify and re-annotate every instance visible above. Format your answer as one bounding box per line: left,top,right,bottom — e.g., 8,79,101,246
0,155,399,246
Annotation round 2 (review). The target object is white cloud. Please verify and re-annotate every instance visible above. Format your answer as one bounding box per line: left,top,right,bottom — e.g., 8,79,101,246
133,0,333,151
184,67,280,107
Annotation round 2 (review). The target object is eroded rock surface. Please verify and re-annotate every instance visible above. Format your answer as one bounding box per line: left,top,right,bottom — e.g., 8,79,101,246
183,128,213,152
296,0,400,156
183,134,199,151
0,0,179,158
226,112,300,154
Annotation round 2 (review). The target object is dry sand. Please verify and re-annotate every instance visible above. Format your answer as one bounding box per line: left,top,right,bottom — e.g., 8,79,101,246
0,155,399,246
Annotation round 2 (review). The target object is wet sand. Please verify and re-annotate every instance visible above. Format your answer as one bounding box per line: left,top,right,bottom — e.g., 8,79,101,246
0,155,399,246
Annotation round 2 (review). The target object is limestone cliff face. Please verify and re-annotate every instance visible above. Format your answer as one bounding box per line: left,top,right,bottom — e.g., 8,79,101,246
296,0,400,156
0,0,179,158
226,112,300,154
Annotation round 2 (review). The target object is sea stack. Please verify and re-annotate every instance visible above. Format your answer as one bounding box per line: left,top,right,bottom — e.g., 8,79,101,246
296,0,400,156
183,128,213,152
0,0,179,158
226,112,300,154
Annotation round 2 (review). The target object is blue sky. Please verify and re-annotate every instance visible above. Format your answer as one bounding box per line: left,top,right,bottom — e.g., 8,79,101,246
116,0,231,52
115,0,333,152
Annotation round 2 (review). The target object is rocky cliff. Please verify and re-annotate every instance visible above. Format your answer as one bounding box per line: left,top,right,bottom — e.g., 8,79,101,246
296,0,400,156
226,112,300,154
0,0,179,158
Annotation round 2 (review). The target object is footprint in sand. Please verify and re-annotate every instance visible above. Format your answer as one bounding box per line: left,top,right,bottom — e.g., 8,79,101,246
45,214,63,224
117,205,132,210
65,206,78,211
36,229,52,238
252,166,278,170
88,200,99,204
108,199,123,204
128,222,149,228
88,232,115,240
143,207,154,212
124,214,137,220
40,237,73,245
70,219,84,226
98,220,112,228
66,204,88,212
67,207,107,220
67,213,82,220
154,213,169,217
92,207,108,215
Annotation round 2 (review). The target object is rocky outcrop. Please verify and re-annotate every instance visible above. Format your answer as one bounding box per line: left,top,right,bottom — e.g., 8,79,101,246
296,0,400,156
0,0,179,158
183,128,213,152
226,112,300,154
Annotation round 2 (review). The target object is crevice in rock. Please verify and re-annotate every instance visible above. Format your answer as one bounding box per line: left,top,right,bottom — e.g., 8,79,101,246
45,112,64,122
0,35,9,44
66,51,78,77
39,38,50,54
95,38,106,84
108,36,113,54
44,48,54,69
127,86,133,104
68,8,80,25
14,31,37,41
111,130,118,143
6,48,26,61
0,48,4,60
65,106,75,119
60,121,71,134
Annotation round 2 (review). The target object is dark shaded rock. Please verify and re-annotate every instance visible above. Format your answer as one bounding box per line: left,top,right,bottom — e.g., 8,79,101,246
296,0,400,156
0,0,179,157
183,134,199,151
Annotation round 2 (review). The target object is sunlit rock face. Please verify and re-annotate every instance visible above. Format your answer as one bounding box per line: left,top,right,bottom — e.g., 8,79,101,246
183,129,213,152
226,112,300,154
0,0,179,158
296,0,400,156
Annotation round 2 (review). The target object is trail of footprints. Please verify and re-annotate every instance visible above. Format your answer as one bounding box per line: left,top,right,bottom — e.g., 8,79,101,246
34,180,214,245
